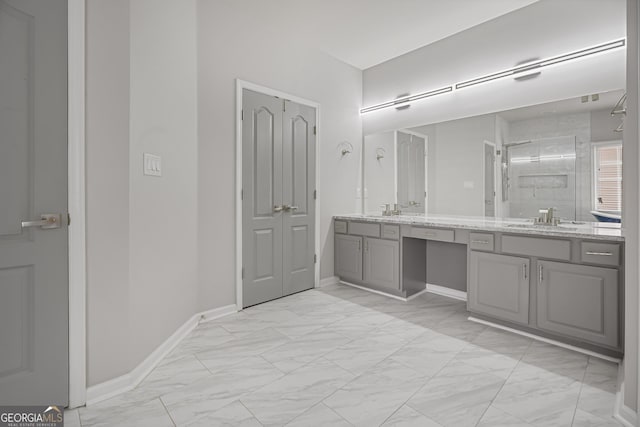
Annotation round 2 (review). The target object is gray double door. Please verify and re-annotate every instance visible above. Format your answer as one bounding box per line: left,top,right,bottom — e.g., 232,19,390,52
0,0,69,405
242,89,316,308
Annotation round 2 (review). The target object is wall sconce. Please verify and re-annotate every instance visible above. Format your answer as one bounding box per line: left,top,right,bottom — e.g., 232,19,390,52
338,141,353,156
376,147,386,160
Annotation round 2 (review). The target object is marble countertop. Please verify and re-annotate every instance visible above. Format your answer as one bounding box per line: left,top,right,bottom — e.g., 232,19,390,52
334,213,624,242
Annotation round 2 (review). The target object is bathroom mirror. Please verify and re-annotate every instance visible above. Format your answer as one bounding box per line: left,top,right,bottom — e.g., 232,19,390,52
363,89,625,222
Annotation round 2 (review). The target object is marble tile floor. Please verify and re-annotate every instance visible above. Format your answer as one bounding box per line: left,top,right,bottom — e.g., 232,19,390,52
69,284,623,426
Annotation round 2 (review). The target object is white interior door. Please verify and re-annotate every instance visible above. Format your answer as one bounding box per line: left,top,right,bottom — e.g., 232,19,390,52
0,0,69,405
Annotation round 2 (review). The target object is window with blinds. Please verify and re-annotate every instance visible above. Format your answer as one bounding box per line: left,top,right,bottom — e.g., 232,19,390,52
594,143,622,212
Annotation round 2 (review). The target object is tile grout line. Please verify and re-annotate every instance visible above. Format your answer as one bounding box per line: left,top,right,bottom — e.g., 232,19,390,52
237,399,265,426
472,337,535,427
158,397,178,427
569,356,591,427
377,337,469,426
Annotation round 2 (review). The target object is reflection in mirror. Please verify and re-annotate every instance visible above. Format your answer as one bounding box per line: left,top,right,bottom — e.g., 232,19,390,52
364,89,624,223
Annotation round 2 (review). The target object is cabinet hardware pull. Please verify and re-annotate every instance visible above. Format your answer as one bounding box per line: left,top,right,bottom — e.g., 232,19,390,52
523,264,527,280
358,240,361,251
538,265,543,283
471,240,489,244
585,251,613,256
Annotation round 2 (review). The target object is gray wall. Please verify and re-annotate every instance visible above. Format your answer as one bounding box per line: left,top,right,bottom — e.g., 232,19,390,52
364,131,395,214
86,0,200,386
411,115,495,216
196,0,363,306
128,0,199,368
86,0,131,386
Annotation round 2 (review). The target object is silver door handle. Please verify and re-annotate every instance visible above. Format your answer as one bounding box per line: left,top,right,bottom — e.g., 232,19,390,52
22,214,61,230
538,265,543,283
283,205,299,212
471,240,490,244
273,205,284,213
585,251,613,256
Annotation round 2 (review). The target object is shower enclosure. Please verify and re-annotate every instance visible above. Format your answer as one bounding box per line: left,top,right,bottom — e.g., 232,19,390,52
504,136,577,221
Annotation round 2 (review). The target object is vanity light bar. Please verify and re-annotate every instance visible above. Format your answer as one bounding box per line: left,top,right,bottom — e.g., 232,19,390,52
360,86,453,114
360,39,625,114
455,39,626,90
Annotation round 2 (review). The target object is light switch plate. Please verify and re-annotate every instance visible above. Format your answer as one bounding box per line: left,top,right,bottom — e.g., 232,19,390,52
144,153,162,177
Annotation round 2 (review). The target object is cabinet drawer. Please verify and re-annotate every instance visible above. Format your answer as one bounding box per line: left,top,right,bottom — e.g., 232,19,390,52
382,224,400,240
469,233,494,251
349,222,380,238
502,235,570,261
581,242,620,266
409,227,454,242
334,220,347,234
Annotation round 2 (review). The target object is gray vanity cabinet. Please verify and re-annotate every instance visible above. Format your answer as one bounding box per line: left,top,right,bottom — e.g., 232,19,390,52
468,251,530,325
335,234,363,282
537,260,619,348
363,238,400,291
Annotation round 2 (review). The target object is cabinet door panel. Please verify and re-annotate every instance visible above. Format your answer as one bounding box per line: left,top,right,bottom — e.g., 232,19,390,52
468,252,530,325
335,234,362,282
537,261,618,348
363,238,400,290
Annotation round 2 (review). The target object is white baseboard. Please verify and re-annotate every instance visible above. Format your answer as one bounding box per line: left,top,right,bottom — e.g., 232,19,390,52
318,276,339,288
405,288,429,301
468,316,621,364
614,361,638,427
426,283,467,301
86,304,237,406
339,281,409,302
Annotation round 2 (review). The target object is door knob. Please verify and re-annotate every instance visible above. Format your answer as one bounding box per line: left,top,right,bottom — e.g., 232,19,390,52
284,205,299,212
21,214,62,230
273,205,284,213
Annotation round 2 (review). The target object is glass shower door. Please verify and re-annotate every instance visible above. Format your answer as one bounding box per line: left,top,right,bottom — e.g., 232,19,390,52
507,136,577,221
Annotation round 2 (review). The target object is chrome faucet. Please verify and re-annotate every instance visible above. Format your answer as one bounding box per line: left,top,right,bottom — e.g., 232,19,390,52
391,203,402,216
534,207,560,226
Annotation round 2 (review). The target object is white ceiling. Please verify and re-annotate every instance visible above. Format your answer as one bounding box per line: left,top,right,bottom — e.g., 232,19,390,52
291,0,540,70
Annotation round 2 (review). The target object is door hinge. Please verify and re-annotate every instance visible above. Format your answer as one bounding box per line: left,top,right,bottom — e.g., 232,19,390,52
241,110,244,121
314,254,317,264
67,213,71,226
313,190,317,200
283,100,286,112
313,126,317,135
